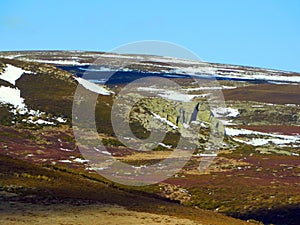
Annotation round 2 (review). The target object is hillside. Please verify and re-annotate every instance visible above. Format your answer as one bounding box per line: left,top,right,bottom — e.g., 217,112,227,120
0,154,255,225
0,51,299,225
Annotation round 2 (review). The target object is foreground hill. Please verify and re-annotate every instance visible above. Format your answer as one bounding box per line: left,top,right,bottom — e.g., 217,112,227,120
0,154,254,225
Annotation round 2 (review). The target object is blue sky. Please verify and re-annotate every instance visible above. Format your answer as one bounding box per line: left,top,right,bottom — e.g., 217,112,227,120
1,0,300,72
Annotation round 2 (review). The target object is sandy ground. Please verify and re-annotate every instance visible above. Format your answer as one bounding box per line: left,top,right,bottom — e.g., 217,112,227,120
0,202,201,225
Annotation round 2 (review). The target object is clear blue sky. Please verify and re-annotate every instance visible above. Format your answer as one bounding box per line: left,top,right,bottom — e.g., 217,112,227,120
1,0,300,72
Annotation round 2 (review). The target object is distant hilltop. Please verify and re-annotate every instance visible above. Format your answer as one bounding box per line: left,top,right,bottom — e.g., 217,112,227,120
0,50,299,84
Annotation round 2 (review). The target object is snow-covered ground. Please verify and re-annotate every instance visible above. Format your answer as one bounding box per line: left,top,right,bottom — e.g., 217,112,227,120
23,117,55,125
94,147,112,156
0,81,67,125
95,53,144,60
225,127,300,147
0,85,67,125
184,86,236,91
0,64,33,85
74,77,113,95
137,86,207,102
214,72,300,83
25,59,88,66
2,51,299,84
79,66,119,72
0,64,110,126
156,90,202,102
0,86,26,108
152,112,178,129
211,107,239,118
73,158,90,163
196,153,218,157
158,142,172,149
172,66,216,76
59,147,74,152
59,159,72,163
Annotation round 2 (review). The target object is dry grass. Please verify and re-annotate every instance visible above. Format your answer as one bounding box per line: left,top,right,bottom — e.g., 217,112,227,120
223,84,300,104
0,202,201,225
0,154,255,225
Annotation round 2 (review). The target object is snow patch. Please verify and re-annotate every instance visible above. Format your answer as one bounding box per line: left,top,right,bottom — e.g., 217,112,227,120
59,159,72,163
211,107,239,118
196,153,218,157
226,127,300,146
56,117,67,123
26,118,55,125
75,77,113,95
152,112,178,129
185,86,236,91
147,56,200,65
0,86,26,108
0,64,33,85
158,91,197,102
26,59,87,65
158,143,172,149
233,137,298,147
86,167,108,171
137,87,204,102
94,147,112,155
60,148,74,152
73,158,89,163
